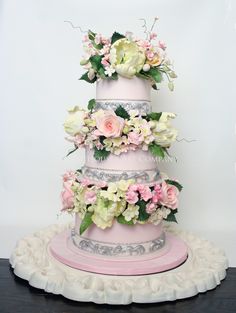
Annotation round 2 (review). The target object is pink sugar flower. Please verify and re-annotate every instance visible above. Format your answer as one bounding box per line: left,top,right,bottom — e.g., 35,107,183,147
128,131,144,145
146,202,157,214
160,181,179,209
125,190,139,204
80,177,92,187
150,32,157,40
61,182,74,210
158,40,166,50
152,184,163,203
84,190,97,204
128,184,139,192
138,185,152,201
94,111,124,138
62,171,77,183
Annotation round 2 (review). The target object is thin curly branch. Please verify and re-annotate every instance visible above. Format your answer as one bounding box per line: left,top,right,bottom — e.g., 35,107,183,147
139,18,149,40
64,21,87,33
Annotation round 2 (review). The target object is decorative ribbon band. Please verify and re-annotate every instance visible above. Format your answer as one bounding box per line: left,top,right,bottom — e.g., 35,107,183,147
71,229,166,257
95,100,151,114
81,166,161,183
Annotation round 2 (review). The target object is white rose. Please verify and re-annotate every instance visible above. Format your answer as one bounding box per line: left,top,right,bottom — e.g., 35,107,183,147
64,106,86,136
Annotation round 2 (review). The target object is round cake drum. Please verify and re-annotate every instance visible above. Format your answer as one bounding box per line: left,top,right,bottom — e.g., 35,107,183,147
49,229,188,275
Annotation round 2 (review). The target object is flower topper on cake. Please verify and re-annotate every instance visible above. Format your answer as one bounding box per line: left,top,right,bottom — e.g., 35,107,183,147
78,17,177,91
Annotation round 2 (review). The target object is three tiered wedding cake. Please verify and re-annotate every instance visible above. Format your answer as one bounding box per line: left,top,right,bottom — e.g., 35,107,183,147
50,26,188,275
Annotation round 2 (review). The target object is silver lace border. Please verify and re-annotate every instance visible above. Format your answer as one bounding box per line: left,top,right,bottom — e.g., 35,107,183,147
95,100,151,114
81,166,160,183
71,229,166,257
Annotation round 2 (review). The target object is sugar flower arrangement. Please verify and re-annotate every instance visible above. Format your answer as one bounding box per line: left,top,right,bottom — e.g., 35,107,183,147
61,170,182,234
79,18,177,91
64,101,178,160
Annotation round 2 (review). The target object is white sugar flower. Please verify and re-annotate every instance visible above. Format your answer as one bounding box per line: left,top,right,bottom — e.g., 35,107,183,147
64,106,86,136
122,204,139,222
104,66,116,77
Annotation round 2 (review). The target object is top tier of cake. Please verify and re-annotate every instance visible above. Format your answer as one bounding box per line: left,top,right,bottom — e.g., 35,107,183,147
95,77,152,114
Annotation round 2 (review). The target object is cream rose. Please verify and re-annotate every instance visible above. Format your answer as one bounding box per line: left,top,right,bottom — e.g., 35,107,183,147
93,110,124,138
109,38,145,78
64,106,86,136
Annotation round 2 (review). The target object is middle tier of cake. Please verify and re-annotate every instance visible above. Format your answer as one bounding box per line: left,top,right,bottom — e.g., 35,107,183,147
82,147,161,183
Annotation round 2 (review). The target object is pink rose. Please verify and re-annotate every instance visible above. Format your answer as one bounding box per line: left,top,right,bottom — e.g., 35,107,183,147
128,131,144,145
94,111,124,138
160,181,179,210
146,202,157,214
152,184,163,203
126,190,139,204
61,182,74,210
138,185,152,201
84,190,97,204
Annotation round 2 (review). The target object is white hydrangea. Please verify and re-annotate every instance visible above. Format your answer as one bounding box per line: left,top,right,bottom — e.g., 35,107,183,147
122,204,139,222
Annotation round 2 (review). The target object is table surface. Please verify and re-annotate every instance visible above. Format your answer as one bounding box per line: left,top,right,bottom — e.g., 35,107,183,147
0,259,235,313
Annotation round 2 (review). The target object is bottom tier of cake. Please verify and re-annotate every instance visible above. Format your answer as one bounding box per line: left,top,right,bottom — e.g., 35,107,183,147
49,219,188,275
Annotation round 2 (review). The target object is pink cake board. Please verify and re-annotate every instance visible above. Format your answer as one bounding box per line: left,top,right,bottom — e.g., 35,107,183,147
49,230,188,276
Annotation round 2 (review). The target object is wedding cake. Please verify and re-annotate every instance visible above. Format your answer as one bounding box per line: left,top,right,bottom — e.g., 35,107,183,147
50,25,188,275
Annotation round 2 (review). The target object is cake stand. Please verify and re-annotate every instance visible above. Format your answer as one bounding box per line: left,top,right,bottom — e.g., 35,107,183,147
10,223,228,304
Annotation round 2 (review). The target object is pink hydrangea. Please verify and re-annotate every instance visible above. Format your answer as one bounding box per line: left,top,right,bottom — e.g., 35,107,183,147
152,184,163,203
125,190,139,204
62,171,77,183
146,202,157,214
138,185,152,201
80,177,92,187
160,181,179,209
61,182,74,210
84,190,97,204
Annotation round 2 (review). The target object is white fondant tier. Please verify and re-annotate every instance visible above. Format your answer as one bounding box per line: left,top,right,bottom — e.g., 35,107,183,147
75,214,163,245
96,76,151,101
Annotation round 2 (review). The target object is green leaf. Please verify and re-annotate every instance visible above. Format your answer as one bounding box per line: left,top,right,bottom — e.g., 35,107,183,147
98,67,106,79
164,209,178,223
110,72,118,80
88,30,103,49
117,215,134,225
79,212,93,235
136,71,150,80
93,147,110,161
148,143,165,159
66,146,78,157
137,200,150,221
168,81,174,91
115,105,130,119
79,71,97,83
148,68,163,83
89,55,102,72
88,98,96,111
165,179,183,192
146,112,162,121
88,30,96,41
111,32,125,44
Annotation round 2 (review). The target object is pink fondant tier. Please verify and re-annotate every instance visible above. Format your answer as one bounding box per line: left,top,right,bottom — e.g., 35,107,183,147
96,76,151,101
49,229,188,275
75,215,163,244
85,148,157,171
